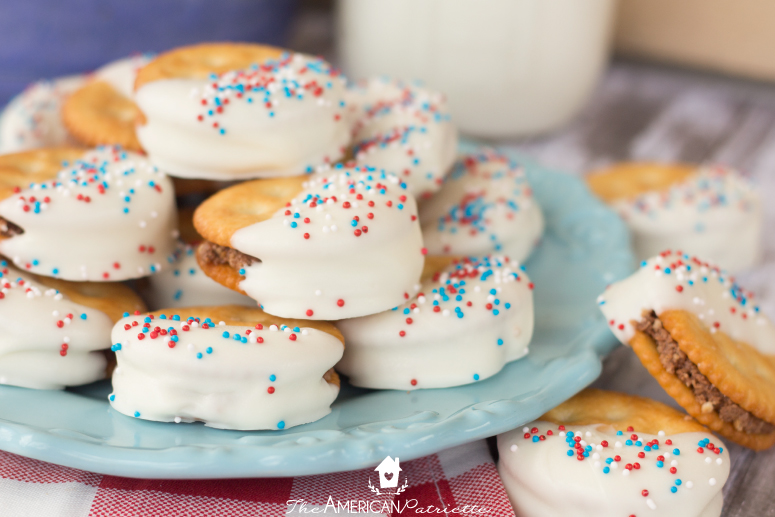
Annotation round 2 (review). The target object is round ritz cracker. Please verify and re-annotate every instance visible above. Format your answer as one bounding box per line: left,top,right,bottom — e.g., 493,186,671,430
0,147,85,201
132,42,284,92
62,80,143,152
498,389,729,517
586,162,696,204
193,175,306,295
542,388,707,435
631,309,775,450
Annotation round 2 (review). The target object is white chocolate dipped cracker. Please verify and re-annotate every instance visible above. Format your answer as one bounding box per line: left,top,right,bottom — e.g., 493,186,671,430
144,243,254,310
419,149,544,261
588,164,762,273
108,306,344,430
346,77,457,199
0,262,144,389
0,146,178,281
135,46,350,180
497,390,729,517
336,255,534,389
598,250,775,355
196,164,425,320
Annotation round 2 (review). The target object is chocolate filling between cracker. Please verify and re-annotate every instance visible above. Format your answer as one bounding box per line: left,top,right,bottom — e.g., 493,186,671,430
199,240,259,271
637,310,775,435
0,216,23,238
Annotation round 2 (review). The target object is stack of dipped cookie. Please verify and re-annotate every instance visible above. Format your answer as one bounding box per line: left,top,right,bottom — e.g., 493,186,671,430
0,42,546,431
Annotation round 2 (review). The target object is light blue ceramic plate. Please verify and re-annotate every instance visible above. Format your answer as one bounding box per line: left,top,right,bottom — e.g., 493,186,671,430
0,151,634,478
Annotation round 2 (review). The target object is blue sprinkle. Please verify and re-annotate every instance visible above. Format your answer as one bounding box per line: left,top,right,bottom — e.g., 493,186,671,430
605,458,613,464
109,394,115,402
123,312,129,317
616,431,623,436
206,347,213,354
222,331,230,338
657,461,664,468
505,303,511,309
626,440,633,446
493,309,499,316
134,411,141,417
239,269,245,275
673,448,680,455
196,352,203,359
160,315,167,320
473,373,480,381
80,313,87,320
497,338,504,346
645,446,652,452
52,268,59,275
490,289,497,295
675,479,682,486
171,335,178,342
532,436,539,443
269,374,276,382
290,221,298,228
172,315,180,321
566,450,573,457
277,421,285,429
603,466,610,474
671,486,677,493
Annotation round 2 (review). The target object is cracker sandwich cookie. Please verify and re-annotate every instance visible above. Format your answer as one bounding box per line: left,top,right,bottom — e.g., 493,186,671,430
0,75,84,153
336,255,533,389
587,163,761,272
419,149,543,261
109,305,343,430
345,77,457,198
134,43,350,180
62,54,153,152
194,165,424,320
599,250,775,449
0,262,145,389
498,389,729,517
0,146,178,281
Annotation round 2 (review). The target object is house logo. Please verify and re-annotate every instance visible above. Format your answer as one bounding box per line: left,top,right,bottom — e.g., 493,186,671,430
368,456,408,495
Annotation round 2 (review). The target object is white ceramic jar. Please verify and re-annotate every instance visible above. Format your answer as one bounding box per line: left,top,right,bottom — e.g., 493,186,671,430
337,0,617,138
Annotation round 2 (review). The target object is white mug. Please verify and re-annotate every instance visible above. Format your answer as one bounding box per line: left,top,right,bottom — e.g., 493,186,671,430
337,0,617,138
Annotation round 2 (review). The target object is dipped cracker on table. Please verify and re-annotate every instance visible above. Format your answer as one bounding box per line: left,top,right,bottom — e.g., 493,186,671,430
586,162,762,273
598,250,775,449
498,389,729,517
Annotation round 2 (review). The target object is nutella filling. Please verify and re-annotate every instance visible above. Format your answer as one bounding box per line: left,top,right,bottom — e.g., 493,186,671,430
637,310,775,435
199,240,258,271
0,216,23,238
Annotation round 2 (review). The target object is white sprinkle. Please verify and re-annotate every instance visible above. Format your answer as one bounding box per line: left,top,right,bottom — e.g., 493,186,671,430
709,478,716,486
52,310,59,317
270,325,278,331
658,430,665,437
610,461,618,469
510,444,517,452
595,444,602,451
63,336,70,344
686,481,693,489
322,226,330,233
622,470,629,476
614,441,622,448
139,221,147,228
716,458,723,465
592,453,600,460
705,457,712,464
174,417,182,424
150,211,158,218
671,460,678,467
646,499,656,510
331,224,338,232
559,431,566,437
315,290,322,296
301,329,309,336
187,343,194,351
219,321,225,326
442,309,450,317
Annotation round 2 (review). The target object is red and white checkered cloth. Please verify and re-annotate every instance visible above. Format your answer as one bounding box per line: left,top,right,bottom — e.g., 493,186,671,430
0,440,514,516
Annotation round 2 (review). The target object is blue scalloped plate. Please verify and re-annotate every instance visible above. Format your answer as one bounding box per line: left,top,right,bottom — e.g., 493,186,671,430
0,149,634,478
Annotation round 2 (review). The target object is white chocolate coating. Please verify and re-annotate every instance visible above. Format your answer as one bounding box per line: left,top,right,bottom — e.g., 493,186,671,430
232,166,424,320
611,166,762,273
346,78,457,199
0,146,178,281
498,422,728,517
336,255,533,389
598,250,775,354
0,264,112,389
143,243,254,310
93,54,153,99
0,76,84,153
420,150,544,262
109,312,343,430
0,55,151,154
136,53,350,180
